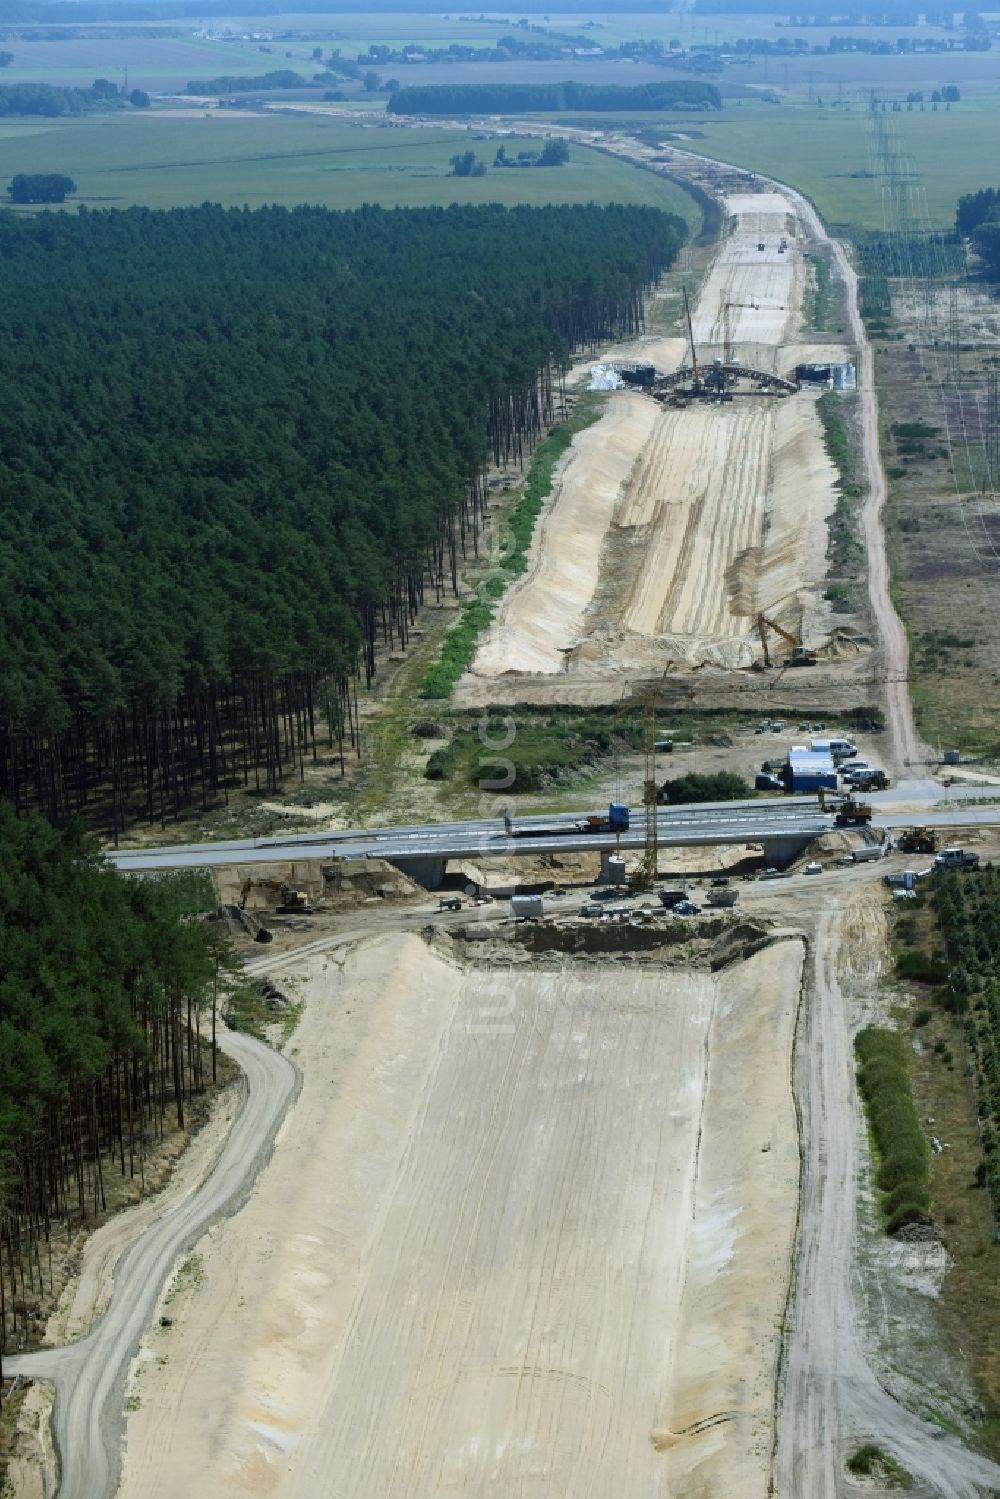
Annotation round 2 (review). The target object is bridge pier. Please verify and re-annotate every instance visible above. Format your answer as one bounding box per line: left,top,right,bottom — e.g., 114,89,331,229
759,832,815,869
386,855,447,890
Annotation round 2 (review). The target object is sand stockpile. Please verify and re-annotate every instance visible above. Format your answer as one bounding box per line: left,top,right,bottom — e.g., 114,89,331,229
116,930,802,1499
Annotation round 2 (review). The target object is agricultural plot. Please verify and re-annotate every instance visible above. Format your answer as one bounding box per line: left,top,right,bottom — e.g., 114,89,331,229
636,103,1000,231
0,114,701,215
0,33,303,90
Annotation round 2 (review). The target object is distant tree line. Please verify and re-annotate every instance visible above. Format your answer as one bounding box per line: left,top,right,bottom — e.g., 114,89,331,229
388,79,721,115
957,186,1000,236
959,187,1000,277
8,171,75,202
0,809,225,1359
183,68,306,95
0,201,685,834
0,76,144,115
495,140,570,168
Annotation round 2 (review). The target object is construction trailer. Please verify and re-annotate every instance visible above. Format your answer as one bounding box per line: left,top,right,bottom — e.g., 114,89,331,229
787,746,837,793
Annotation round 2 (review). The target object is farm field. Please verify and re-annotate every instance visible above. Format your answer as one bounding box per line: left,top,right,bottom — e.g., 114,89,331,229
0,113,701,216
115,930,803,1499
609,103,1000,230
0,32,317,89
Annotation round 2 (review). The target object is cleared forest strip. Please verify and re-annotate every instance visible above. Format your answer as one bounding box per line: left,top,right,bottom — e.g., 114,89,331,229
469,394,658,677
460,184,841,698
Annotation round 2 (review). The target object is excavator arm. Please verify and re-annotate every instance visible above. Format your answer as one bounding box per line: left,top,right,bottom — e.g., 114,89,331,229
757,612,817,668
757,613,771,668
758,612,799,648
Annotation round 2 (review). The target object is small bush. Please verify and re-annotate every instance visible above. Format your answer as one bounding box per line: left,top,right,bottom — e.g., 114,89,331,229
896,948,949,984
886,1201,932,1235
658,771,754,805
884,1181,930,1216
913,1007,932,1027
847,1443,912,1487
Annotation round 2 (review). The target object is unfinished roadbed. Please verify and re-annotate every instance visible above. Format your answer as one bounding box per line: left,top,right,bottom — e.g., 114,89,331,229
114,927,803,1498
457,189,842,706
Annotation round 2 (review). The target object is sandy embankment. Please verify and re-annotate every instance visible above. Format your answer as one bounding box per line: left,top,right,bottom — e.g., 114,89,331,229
471,394,659,676
116,930,802,1499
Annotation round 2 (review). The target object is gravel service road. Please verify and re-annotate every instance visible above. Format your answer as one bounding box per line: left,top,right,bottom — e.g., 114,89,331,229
4,1029,298,1499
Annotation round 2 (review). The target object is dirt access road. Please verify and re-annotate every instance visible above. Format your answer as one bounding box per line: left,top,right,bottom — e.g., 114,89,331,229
776,897,1000,1499
459,186,842,700
3,1030,299,1499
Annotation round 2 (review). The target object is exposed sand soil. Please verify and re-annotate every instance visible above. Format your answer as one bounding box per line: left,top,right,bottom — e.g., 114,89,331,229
116,930,802,1499
458,189,842,705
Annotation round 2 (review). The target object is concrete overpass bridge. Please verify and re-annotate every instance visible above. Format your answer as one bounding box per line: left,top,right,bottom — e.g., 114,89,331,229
110,798,830,886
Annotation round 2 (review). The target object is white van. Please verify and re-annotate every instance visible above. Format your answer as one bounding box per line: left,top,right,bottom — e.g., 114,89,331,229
810,736,857,760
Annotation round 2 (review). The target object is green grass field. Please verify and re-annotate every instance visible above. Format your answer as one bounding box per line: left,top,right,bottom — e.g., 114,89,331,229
0,112,702,218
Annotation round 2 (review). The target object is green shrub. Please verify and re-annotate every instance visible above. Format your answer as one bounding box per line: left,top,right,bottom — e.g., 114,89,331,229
420,419,592,699
886,1201,931,1235
846,1443,912,1487
884,1181,931,1216
658,771,754,805
855,1027,931,1232
896,948,949,984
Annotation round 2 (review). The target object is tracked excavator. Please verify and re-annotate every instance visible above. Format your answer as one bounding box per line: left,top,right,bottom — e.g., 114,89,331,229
756,612,818,669
239,877,314,914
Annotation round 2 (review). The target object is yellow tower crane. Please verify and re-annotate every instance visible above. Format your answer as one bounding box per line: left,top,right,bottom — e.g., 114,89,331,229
629,694,660,889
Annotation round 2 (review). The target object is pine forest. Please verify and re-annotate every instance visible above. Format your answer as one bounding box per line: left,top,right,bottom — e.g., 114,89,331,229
0,200,685,835
0,807,221,1360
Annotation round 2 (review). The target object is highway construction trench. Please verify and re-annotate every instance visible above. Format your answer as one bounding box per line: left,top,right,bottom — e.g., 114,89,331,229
107,910,804,1499
12,142,1000,1499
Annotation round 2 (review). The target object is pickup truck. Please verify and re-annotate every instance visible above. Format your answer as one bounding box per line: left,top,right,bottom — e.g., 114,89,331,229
934,848,980,870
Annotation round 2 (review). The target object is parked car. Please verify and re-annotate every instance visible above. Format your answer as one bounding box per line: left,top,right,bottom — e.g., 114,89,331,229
755,772,784,791
673,900,700,916
804,861,822,874
759,867,791,880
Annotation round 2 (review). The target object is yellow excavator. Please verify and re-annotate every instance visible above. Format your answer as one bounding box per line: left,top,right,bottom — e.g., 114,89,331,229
239,877,314,915
756,612,818,669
